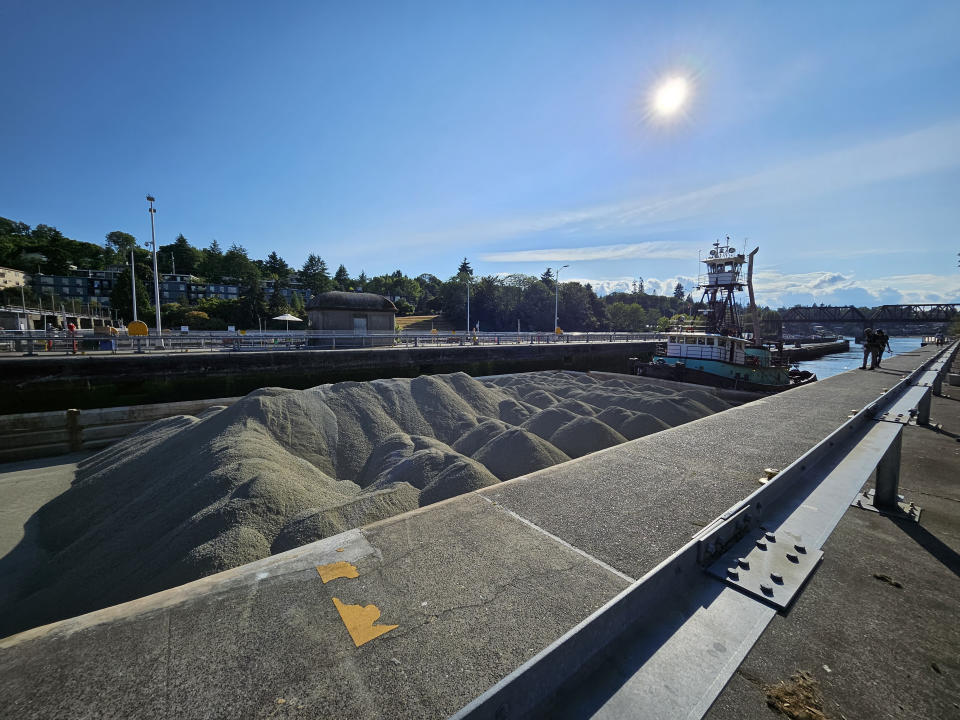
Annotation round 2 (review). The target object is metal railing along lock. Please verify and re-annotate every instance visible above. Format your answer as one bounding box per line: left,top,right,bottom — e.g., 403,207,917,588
451,340,958,720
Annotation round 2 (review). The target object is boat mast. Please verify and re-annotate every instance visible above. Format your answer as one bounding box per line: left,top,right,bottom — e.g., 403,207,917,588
697,237,745,337
746,247,760,343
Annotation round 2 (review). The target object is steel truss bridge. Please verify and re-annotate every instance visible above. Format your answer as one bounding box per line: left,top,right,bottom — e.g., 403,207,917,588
781,303,960,325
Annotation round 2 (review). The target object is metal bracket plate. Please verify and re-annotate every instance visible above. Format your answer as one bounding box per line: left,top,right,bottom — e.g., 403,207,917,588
707,529,822,610
696,504,753,566
850,488,922,522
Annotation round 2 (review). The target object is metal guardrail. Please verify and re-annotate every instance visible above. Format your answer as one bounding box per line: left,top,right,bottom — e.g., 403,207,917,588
0,330,658,354
452,340,958,720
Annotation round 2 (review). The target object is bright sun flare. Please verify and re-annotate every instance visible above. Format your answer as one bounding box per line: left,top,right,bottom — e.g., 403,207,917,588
652,76,689,116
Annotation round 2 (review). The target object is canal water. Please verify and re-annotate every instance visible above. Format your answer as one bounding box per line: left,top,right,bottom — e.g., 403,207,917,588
796,336,923,380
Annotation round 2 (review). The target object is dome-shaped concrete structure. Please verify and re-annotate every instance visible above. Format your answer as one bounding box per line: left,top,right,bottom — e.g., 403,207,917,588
307,292,396,345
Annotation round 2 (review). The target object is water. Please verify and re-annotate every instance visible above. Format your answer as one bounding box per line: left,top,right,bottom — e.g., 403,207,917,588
795,336,923,380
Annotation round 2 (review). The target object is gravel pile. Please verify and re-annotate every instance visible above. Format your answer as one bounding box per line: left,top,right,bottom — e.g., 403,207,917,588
1,371,730,635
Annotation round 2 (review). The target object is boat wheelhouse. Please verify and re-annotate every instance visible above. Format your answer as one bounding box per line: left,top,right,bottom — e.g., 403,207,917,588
665,332,747,365
635,239,815,393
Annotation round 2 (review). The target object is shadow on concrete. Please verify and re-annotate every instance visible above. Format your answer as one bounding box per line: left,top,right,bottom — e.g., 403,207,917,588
0,514,49,637
0,451,89,473
888,516,960,580
918,423,960,440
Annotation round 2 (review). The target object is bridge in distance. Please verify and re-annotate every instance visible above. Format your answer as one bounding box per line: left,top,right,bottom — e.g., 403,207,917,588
780,303,959,326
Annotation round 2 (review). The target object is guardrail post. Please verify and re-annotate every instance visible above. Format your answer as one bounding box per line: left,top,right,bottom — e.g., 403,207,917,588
66,409,83,452
917,387,931,425
874,425,903,509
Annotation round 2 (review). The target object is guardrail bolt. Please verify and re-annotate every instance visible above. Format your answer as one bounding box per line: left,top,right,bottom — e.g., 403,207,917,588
794,543,806,553
755,539,767,550
726,568,739,579
737,558,750,569
786,552,799,563
771,572,784,584
760,583,774,595
764,532,776,542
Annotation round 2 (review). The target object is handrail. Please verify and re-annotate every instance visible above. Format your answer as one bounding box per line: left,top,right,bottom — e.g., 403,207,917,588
451,340,958,720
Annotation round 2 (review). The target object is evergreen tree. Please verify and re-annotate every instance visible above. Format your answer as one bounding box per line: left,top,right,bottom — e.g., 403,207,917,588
540,267,554,287
158,234,202,275
198,239,224,281
223,243,256,279
300,254,332,296
264,251,291,281
673,282,686,299
333,264,351,291
290,290,306,317
109,268,154,324
357,270,368,291
268,281,288,317
238,269,267,329
457,257,474,277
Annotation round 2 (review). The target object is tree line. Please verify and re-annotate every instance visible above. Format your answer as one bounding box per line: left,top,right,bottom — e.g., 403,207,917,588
1,216,729,331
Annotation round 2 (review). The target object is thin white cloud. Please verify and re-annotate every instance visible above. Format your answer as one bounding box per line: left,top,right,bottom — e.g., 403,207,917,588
480,240,696,263
754,270,960,306
560,270,959,306
567,275,699,297
408,118,960,250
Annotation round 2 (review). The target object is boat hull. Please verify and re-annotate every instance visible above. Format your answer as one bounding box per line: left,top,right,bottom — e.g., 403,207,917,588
635,357,815,393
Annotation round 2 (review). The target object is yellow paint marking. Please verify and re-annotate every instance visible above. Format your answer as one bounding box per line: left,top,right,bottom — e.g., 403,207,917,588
332,597,398,647
336,547,345,552
316,561,359,584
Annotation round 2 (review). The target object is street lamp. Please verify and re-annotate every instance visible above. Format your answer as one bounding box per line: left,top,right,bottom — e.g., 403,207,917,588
130,248,138,322
554,264,569,333
146,195,163,347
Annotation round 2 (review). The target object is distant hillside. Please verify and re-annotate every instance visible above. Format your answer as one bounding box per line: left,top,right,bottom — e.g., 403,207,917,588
396,315,455,333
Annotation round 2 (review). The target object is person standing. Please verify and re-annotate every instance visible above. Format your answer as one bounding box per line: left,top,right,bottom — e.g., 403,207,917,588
873,329,891,369
861,328,875,369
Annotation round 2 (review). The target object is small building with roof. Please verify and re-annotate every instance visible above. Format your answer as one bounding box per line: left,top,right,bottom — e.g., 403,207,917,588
306,291,396,346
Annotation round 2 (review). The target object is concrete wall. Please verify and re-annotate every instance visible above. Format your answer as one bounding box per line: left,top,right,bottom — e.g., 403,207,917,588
0,397,239,462
307,308,394,331
0,341,656,414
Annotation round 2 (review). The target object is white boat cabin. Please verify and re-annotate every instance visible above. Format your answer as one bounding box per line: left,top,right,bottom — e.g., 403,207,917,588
664,332,747,365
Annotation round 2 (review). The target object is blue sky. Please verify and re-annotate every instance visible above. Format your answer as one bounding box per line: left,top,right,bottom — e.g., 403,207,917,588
2,1,958,307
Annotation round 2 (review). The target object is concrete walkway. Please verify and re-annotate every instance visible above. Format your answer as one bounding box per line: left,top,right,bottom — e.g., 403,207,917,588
0,346,956,719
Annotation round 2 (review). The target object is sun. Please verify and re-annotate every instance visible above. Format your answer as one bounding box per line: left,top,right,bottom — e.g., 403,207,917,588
652,76,690,117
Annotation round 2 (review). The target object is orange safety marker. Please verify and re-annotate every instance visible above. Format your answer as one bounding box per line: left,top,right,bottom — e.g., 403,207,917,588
332,598,398,647
315,561,359,584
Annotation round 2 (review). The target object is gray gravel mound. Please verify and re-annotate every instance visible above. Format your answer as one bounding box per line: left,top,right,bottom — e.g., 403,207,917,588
1,370,731,636
549,416,628,459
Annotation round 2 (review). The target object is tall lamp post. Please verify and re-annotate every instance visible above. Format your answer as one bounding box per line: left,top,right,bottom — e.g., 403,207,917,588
554,264,569,333
130,248,138,322
146,195,163,347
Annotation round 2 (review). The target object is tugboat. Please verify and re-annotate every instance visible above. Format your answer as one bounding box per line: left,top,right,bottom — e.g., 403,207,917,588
635,240,816,392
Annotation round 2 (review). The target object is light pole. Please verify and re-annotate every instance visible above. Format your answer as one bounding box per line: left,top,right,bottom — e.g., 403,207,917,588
130,247,138,322
554,264,569,333
466,279,471,335
147,195,163,347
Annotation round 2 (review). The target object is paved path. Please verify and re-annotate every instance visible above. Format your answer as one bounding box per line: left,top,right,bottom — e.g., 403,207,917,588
0,346,955,719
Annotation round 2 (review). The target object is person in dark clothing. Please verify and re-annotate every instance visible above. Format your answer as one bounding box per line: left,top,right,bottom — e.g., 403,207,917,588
861,328,875,369
873,329,892,368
